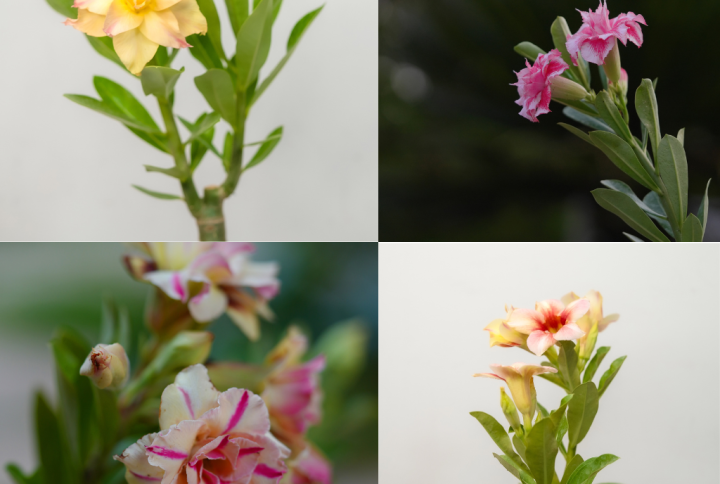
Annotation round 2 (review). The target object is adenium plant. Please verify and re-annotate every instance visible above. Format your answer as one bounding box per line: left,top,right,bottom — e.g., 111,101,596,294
46,0,324,241
512,1,712,242
473,290,627,484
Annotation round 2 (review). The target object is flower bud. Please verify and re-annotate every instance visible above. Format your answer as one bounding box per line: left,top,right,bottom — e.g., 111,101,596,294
602,40,622,85
500,387,522,435
152,331,213,374
609,68,628,97
79,343,129,390
549,76,589,102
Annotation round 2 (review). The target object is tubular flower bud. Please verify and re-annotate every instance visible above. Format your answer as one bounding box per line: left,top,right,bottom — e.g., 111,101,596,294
79,343,129,390
549,76,589,102
485,306,527,349
500,387,522,435
474,363,557,424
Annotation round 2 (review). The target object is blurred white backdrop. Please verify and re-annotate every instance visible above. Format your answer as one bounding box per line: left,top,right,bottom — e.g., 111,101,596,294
0,0,377,241
379,243,720,483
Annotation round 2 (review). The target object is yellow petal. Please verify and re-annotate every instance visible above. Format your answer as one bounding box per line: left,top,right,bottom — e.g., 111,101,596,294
170,0,207,37
140,10,190,48
113,29,159,75
73,0,113,15
104,1,143,36
154,0,183,10
65,9,107,37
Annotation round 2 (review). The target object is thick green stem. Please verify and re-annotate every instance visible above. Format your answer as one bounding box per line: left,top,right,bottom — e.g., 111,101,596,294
197,186,226,241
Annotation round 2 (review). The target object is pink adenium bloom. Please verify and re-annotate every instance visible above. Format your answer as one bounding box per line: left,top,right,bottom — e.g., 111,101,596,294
124,243,280,341
505,299,590,356
512,50,570,122
115,364,289,484
263,328,325,449
288,445,332,484
566,1,646,66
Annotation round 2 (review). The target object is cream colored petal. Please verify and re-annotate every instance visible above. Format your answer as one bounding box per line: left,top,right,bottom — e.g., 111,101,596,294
227,307,260,341
113,29,159,76
73,0,114,15
169,0,207,37
154,0,184,10
104,1,143,36
140,10,190,49
114,433,164,484
159,364,220,431
147,420,206,484
65,9,107,37
200,388,270,438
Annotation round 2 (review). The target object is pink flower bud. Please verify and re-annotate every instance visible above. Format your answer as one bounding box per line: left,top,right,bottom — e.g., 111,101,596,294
79,343,129,390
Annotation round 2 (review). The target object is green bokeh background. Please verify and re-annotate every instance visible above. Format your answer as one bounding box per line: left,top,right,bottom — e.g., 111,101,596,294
0,243,378,481
380,0,720,241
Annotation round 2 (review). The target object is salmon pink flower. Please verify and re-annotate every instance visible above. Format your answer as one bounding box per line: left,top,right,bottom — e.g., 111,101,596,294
474,363,557,425
485,306,527,348
512,49,588,123
505,299,590,356
65,0,208,75
115,364,290,484
79,343,129,390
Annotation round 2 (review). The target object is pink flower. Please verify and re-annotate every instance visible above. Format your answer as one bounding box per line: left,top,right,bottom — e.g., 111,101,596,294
115,364,289,484
505,299,590,356
289,445,332,484
566,1,647,66
511,50,568,122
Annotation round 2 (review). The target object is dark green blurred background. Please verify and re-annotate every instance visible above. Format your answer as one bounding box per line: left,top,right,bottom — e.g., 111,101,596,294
0,243,377,484
380,0,720,241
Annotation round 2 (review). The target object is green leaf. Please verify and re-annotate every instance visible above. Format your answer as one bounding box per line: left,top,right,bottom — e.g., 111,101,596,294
556,99,599,117
141,66,184,100
245,126,283,169
144,165,183,178
551,17,588,89
5,464,32,484
697,179,712,237
86,36,126,70
623,232,644,242
182,112,222,144
557,341,580,391
583,346,610,383
657,135,689,231
64,95,162,133
46,0,74,17
195,69,238,125
598,356,627,398
470,412,529,473
94,387,119,455
566,454,620,484
562,107,613,133
560,455,584,484
35,391,75,484
225,0,250,35
642,191,673,235
538,371,569,392
514,42,546,61
594,91,632,143
635,79,661,159
681,213,704,242
252,5,325,106
513,434,528,463
600,180,663,216
132,185,183,200
549,394,573,427
525,418,558,484
558,123,594,146
591,189,670,242
94,77,160,130
197,0,225,60
677,128,685,147
493,454,538,484
598,65,608,90
236,0,274,90
590,132,658,191
556,414,569,449
187,34,224,69
567,382,598,449
179,113,221,171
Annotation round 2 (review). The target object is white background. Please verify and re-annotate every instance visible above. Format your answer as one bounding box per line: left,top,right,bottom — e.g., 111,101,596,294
0,0,377,241
379,243,720,483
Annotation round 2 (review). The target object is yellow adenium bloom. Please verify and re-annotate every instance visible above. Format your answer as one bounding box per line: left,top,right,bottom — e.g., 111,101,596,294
65,0,208,75
562,290,619,367
485,305,527,348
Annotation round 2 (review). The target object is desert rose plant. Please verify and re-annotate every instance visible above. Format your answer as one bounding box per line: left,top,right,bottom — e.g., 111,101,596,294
472,290,627,484
4,242,371,484
45,0,324,241
512,1,711,242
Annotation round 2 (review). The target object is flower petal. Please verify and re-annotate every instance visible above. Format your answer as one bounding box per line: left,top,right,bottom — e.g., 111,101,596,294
560,298,590,324
159,364,221,431
73,0,113,15
155,0,184,9
170,0,208,37
553,322,585,341
65,8,107,37
104,1,144,36
147,420,207,484
227,307,261,342
200,388,270,438
144,270,189,301
252,434,290,484
114,433,164,484
598,313,620,332
188,283,228,322
506,308,545,334
140,10,191,49
112,29,159,76
526,330,556,356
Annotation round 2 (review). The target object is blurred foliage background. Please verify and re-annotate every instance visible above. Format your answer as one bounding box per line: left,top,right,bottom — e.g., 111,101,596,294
0,243,377,483
379,0,720,241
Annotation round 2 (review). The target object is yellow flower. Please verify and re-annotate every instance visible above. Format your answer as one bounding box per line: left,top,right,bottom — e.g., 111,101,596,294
561,290,619,334
65,0,207,75
484,305,527,348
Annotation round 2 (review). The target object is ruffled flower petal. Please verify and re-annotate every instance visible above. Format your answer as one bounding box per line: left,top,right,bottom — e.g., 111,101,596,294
160,364,221,431
188,283,228,323
104,1,144,36
147,420,207,484
201,388,271,438
140,10,191,49
169,0,208,37
113,433,164,484
65,8,107,37
144,270,190,302
73,0,113,15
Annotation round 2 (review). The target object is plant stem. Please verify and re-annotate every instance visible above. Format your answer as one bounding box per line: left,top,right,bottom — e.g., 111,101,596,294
197,186,226,241
523,414,533,432
222,90,248,197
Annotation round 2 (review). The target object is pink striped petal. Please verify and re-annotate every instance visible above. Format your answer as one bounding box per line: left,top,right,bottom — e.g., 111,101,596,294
250,434,290,484
200,388,270,438
114,433,164,484
144,270,189,302
159,364,221,431
526,330,556,356
148,420,206,484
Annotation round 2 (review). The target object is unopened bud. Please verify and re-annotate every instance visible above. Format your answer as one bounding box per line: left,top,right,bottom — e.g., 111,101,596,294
609,68,628,97
550,76,589,102
500,387,522,435
151,331,213,375
79,343,129,390
602,40,622,85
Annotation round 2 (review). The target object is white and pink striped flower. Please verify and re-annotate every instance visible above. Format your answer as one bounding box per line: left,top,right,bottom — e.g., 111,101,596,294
288,444,332,484
124,243,280,341
115,364,289,484
505,298,590,356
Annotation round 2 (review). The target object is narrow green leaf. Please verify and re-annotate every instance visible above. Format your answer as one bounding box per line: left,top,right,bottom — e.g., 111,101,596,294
252,5,324,105
642,191,673,235
556,414,569,449
567,382,599,449
560,455,584,484
657,135,689,230
677,128,685,147
549,394,573,427
590,132,658,191
94,387,119,455
697,179,712,236
623,232,644,242
514,42,546,61
245,126,283,169
195,69,237,125
144,165,183,178
141,66,184,100
5,464,32,484
494,454,538,484
525,418,558,484
86,36,126,70
598,356,627,398
181,112,222,144
538,371,569,392
225,0,249,35
591,189,670,242
94,77,160,131
551,17,588,89
557,99,599,117
236,0,274,90
132,185,183,200
600,180,663,216
681,213,704,242
567,455,620,484
557,341,579,391
583,347,610,383
635,79,661,158
558,123,594,146
35,392,75,484
598,65,608,90
562,107,613,133
64,94,161,133
197,0,225,60
595,91,632,142
513,434,527,463
470,412,529,472
187,34,224,69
